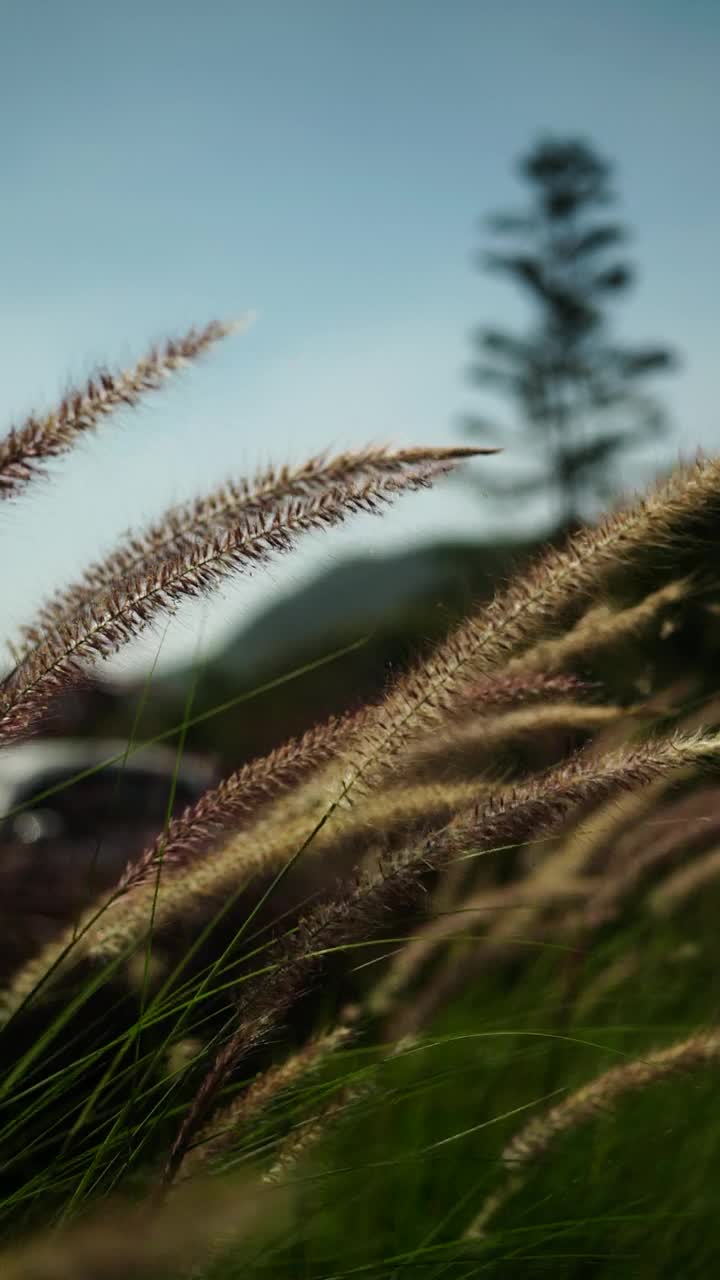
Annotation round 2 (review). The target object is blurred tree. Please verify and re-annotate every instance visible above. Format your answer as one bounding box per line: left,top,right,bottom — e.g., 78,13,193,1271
465,137,677,530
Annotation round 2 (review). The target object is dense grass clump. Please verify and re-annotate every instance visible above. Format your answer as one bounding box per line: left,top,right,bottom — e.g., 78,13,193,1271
1,320,720,1276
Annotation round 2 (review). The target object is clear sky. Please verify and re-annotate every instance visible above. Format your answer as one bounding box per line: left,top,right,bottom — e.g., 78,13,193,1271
1,0,718,674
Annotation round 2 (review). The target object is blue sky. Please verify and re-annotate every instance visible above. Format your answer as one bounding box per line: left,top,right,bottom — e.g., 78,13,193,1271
1,0,718,673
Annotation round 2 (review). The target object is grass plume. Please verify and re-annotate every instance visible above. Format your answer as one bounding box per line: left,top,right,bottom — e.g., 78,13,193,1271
336,458,720,803
178,1024,353,1184
0,1174,280,1279
117,711,365,897
1,445,481,744
468,1028,720,1238
18,445,494,657
0,319,241,502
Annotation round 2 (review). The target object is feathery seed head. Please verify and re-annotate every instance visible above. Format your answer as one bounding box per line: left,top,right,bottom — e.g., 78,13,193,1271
0,319,240,501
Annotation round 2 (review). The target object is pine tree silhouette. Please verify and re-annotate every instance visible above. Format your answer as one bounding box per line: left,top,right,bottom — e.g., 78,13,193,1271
466,136,677,530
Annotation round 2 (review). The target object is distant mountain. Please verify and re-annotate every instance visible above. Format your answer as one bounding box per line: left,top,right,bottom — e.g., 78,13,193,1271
114,536,542,767
155,537,534,696
57,537,541,764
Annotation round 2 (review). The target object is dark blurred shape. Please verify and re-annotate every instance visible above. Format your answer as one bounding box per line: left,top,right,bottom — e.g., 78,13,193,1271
0,739,218,972
465,136,678,530
130,536,539,767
